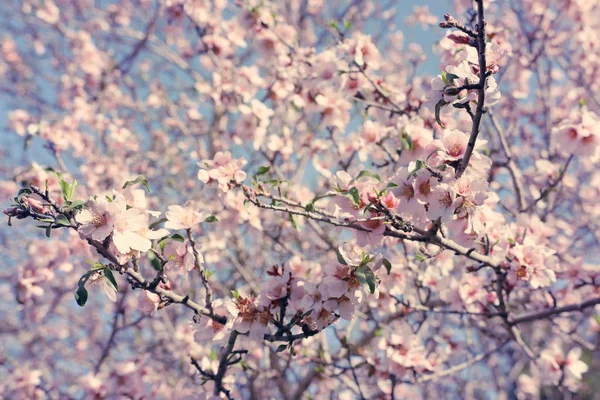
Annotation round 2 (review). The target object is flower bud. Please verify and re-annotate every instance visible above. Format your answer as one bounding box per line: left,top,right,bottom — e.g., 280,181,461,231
443,13,458,24
2,207,28,220
2,207,19,217
367,190,379,204
22,196,46,213
447,33,471,45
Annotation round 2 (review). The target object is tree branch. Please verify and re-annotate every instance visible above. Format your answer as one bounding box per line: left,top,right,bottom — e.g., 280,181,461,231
510,297,600,325
456,0,488,178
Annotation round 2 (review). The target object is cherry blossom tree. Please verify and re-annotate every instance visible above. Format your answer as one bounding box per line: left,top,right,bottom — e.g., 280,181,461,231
1,0,599,398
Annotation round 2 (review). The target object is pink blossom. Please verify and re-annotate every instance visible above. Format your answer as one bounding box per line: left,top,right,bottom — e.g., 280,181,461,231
198,151,247,192
75,196,118,241
165,203,210,230
112,206,166,255
341,33,381,70
163,240,196,277
138,291,160,314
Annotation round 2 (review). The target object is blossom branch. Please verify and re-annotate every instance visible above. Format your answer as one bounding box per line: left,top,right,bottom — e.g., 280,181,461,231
213,331,239,399
456,0,488,178
509,297,600,325
244,187,500,268
187,228,217,319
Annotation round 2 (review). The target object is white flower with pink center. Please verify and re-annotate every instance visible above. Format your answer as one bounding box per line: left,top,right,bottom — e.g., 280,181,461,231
75,196,118,241
554,108,600,157
426,183,458,223
163,240,196,277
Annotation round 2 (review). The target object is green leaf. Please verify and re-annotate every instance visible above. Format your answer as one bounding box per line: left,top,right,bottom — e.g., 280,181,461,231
328,20,338,29
343,19,352,31
122,176,151,192
67,180,77,202
435,99,448,128
415,253,427,262
64,200,85,211
74,286,88,307
289,213,300,231
378,182,399,196
56,172,70,201
231,289,241,300
347,187,361,207
85,260,106,270
54,214,71,227
305,194,334,212
335,248,348,265
355,265,376,294
276,344,287,353
441,71,460,85
170,233,185,242
255,166,271,177
360,253,374,266
400,134,413,151
445,73,459,83
205,215,218,223
408,160,425,178
74,271,93,307
45,224,52,238
149,217,167,230
17,188,32,199
356,170,382,182
382,258,392,275
103,268,119,292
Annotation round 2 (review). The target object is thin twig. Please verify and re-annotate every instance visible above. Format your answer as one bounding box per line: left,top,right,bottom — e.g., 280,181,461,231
488,112,527,211
417,339,510,382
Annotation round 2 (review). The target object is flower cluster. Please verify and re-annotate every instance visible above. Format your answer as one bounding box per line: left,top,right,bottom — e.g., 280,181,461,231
197,151,248,193
75,187,168,261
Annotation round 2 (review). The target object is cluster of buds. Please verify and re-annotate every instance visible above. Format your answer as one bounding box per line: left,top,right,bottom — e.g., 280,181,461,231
3,196,49,224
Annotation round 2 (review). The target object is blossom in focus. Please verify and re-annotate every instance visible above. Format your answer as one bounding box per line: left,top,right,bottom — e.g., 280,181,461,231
111,206,167,255
75,196,117,241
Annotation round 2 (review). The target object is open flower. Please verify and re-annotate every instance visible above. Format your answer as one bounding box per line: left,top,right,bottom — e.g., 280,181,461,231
164,203,210,230
75,196,117,241
138,291,160,314
112,207,167,255
198,151,247,192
